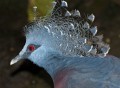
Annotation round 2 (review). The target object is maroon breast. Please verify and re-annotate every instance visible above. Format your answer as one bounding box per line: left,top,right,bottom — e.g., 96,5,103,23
54,69,73,88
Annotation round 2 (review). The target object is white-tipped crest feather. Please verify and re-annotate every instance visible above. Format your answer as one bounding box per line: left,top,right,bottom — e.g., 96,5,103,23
73,10,81,17
61,0,68,7
83,22,90,29
88,14,95,22
90,26,97,36
65,11,71,16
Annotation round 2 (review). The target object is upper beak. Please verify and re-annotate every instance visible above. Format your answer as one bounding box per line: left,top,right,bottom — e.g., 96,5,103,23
10,55,23,65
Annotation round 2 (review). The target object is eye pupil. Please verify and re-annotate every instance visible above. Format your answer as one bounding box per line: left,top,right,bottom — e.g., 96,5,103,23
28,45,35,52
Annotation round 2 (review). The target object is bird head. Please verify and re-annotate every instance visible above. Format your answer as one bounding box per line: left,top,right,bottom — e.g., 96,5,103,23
10,40,43,65
10,22,59,66
10,0,110,65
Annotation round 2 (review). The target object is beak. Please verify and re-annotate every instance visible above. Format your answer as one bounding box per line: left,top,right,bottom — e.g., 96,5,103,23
10,55,23,65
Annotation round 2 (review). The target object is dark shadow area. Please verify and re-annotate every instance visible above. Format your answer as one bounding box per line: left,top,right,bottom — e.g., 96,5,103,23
11,60,53,88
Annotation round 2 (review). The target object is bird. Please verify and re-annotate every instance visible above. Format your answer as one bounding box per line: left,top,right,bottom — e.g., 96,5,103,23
10,0,120,88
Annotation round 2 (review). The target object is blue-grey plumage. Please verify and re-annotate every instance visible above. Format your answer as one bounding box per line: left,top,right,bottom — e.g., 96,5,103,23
10,0,120,88
27,48,120,88
11,42,120,88
41,55,120,88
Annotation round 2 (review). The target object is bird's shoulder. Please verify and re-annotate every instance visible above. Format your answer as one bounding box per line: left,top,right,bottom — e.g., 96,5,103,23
64,56,120,88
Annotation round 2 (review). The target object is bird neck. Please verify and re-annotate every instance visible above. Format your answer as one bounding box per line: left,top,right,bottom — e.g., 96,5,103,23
40,52,66,79
41,53,77,88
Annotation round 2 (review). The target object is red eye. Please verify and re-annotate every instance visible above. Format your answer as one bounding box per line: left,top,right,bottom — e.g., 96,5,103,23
28,45,35,52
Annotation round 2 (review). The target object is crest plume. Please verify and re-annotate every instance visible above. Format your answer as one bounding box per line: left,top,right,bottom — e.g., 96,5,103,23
24,0,110,57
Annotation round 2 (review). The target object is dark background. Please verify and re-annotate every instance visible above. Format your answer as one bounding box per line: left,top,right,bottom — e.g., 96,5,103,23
0,0,120,88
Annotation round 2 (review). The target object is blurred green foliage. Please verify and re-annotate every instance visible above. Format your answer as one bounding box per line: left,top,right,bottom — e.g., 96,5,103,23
28,0,53,21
